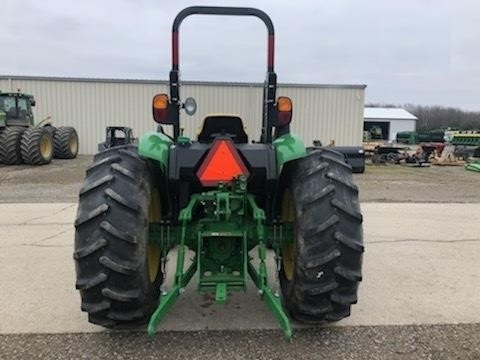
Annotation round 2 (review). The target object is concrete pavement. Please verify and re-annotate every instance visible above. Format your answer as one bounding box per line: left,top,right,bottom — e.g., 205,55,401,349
0,202,479,334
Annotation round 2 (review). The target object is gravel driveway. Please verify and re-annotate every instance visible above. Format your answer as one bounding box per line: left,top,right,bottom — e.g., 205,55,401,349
1,156,479,203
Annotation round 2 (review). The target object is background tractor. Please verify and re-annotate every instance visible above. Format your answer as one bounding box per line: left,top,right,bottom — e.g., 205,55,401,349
0,91,78,165
74,6,363,339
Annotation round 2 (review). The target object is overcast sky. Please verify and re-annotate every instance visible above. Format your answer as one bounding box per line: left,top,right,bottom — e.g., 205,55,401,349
1,0,479,110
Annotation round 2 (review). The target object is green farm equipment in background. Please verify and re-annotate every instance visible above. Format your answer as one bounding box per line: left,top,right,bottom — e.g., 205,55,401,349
451,133,480,160
465,160,480,172
396,130,446,145
367,125,383,140
451,133,480,147
73,6,364,339
0,91,78,165
395,131,418,145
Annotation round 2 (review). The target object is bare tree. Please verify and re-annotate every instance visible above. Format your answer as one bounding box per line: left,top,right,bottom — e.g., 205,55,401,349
365,103,480,131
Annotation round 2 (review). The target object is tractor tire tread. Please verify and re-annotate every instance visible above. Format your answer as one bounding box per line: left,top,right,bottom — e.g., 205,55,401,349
74,145,163,328
301,248,341,270
76,273,108,290
111,163,137,181
53,126,78,159
280,149,363,324
99,255,138,275
330,293,358,305
101,288,140,302
81,300,111,314
334,266,363,282
334,231,364,252
88,315,115,327
0,126,26,164
20,127,53,165
87,155,121,173
321,153,352,169
107,309,144,321
331,198,363,221
105,188,140,212
118,147,141,160
326,171,359,192
74,204,109,227
73,238,107,259
300,161,329,179
304,280,338,296
79,175,114,196
100,220,137,244
304,215,339,239
302,184,335,208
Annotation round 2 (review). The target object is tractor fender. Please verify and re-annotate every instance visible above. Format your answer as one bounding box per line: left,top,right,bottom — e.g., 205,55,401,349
273,132,307,174
138,131,173,170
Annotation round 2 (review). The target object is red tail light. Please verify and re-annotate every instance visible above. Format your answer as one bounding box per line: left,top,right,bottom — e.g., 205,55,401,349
197,139,249,186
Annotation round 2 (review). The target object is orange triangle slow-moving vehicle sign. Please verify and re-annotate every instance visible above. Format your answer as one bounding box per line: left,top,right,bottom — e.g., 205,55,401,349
197,138,249,186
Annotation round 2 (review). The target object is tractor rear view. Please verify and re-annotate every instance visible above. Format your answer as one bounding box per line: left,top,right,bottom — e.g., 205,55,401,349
0,91,78,165
74,6,363,339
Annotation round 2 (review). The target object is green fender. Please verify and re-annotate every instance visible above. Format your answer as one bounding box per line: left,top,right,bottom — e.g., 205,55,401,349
272,133,307,173
138,131,173,170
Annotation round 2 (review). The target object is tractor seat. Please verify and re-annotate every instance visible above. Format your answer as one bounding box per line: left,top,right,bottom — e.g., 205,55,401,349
197,115,248,143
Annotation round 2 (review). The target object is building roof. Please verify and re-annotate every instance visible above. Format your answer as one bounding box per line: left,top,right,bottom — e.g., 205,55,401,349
0,75,367,90
364,107,417,121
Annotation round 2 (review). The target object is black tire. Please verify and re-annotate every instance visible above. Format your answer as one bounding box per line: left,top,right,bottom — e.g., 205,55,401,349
54,126,79,159
43,125,57,137
279,148,363,323
352,166,365,174
74,145,163,328
0,127,26,164
20,127,53,165
386,152,398,163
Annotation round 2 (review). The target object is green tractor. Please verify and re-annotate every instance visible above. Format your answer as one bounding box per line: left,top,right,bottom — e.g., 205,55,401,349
74,6,363,339
0,91,78,165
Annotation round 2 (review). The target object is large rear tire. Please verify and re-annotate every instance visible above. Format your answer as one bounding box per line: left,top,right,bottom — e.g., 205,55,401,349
20,127,53,165
54,126,78,159
279,148,364,323
0,126,26,164
74,145,163,328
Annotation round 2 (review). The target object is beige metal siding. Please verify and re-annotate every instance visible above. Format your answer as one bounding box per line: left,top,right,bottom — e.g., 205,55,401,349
277,87,364,147
0,77,364,154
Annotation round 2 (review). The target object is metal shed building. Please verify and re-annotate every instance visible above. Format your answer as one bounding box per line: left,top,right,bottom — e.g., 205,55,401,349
364,107,417,142
0,75,366,154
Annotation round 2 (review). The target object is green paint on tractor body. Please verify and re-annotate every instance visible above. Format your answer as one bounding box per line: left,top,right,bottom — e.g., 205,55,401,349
138,131,173,171
272,132,307,172
147,176,293,338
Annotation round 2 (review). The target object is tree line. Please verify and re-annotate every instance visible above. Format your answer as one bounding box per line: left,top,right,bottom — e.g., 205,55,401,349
366,103,480,131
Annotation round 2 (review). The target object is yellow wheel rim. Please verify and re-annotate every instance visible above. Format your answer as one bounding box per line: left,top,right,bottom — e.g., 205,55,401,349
281,190,295,281
40,135,52,159
69,133,78,154
147,188,161,283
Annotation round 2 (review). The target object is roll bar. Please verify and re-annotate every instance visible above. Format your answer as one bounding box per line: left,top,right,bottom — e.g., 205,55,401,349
168,6,277,143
